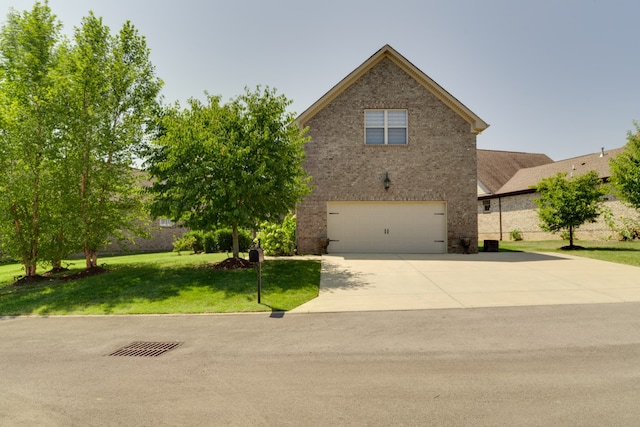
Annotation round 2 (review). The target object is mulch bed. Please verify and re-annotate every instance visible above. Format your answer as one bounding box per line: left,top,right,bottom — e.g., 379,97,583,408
42,267,69,276
59,266,108,281
211,257,254,270
12,275,49,286
11,266,108,286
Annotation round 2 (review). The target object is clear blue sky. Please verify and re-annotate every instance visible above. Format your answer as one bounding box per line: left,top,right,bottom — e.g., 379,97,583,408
3,0,639,160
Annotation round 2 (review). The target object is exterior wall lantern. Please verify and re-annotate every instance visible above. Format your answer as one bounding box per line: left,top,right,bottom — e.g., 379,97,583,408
383,172,391,191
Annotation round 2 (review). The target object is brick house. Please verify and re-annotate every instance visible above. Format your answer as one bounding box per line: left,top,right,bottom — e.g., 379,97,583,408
295,45,488,255
102,169,189,253
478,147,636,241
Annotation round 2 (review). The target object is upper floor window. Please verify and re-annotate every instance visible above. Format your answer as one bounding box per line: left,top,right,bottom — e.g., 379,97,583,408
365,109,407,145
159,218,174,227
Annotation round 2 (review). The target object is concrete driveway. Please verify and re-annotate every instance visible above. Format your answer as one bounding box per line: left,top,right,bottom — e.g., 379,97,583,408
290,252,640,313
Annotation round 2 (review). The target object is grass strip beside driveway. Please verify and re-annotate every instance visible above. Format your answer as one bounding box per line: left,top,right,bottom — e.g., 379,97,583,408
0,252,320,316
494,240,640,267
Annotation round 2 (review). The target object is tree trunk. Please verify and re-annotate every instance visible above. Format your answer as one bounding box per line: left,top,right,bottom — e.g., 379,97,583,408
12,207,35,277
569,225,574,248
27,168,40,277
232,223,240,259
84,248,98,269
25,263,37,277
84,249,91,269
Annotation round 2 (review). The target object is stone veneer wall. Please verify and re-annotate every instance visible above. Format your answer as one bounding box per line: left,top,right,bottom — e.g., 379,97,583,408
297,57,478,254
478,193,639,241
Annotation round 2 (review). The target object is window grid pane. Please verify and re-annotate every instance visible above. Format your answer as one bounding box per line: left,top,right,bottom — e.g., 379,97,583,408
365,110,385,126
387,128,406,145
387,110,406,127
366,128,385,145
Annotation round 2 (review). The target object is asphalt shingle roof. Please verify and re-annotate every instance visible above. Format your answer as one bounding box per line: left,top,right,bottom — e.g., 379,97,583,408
496,147,625,195
477,149,553,194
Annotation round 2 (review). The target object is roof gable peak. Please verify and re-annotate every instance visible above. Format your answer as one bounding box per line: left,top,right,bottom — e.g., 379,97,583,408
297,45,488,134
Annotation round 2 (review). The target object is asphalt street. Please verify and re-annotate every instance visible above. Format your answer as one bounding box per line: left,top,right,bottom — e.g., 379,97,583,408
2,303,640,426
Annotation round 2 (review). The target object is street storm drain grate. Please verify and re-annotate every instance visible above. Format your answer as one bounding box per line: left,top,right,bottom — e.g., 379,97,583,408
108,342,182,357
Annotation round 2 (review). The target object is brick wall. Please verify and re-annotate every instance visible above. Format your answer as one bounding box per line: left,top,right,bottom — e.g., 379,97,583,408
478,194,638,241
297,57,478,254
102,220,189,253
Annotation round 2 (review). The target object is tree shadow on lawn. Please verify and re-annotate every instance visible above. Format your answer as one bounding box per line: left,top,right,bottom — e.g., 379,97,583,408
0,260,320,316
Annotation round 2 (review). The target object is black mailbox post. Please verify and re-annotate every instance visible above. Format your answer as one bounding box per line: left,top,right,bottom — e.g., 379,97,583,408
249,242,264,303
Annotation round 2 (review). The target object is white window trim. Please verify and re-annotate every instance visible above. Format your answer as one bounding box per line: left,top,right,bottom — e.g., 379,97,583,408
159,218,174,227
365,109,408,145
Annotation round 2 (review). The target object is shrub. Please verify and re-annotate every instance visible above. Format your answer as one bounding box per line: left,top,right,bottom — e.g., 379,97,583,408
172,231,204,254
173,229,252,254
0,253,17,265
258,214,297,256
203,232,217,253
509,229,523,241
603,209,640,241
238,230,254,252
560,230,574,241
214,229,253,253
190,231,205,253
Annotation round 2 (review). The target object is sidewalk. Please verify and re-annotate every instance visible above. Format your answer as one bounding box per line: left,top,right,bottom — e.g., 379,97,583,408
290,252,640,313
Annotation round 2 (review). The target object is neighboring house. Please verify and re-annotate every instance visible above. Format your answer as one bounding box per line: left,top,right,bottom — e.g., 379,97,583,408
478,147,636,241
295,45,488,255
477,149,553,197
102,169,189,253
102,217,188,253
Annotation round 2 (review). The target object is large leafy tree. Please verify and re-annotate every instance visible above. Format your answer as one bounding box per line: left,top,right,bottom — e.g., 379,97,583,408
147,87,311,258
610,122,640,209
533,171,606,248
0,2,63,276
0,3,162,274
62,13,162,269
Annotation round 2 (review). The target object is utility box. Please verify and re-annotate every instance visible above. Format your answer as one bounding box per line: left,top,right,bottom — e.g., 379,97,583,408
249,247,264,263
483,240,499,252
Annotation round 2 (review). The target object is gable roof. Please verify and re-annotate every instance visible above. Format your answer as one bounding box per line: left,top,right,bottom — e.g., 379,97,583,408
493,147,625,196
296,44,489,134
477,149,553,194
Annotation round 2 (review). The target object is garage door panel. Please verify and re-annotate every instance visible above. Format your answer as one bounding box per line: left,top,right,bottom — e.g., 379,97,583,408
327,202,446,253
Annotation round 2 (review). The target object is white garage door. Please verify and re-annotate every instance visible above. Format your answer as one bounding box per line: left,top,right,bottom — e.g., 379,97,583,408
327,201,447,253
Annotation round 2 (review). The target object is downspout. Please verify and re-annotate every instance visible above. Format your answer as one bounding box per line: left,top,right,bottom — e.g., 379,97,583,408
499,196,503,241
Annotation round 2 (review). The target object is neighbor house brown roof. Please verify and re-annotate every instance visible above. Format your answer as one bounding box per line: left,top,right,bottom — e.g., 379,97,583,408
477,149,553,194
494,147,625,196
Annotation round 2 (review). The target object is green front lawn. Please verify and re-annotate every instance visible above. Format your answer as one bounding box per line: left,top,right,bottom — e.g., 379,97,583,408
0,252,320,316
489,240,640,267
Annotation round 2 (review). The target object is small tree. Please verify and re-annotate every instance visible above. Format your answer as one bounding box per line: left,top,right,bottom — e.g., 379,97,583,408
63,13,161,268
533,171,606,248
0,3,63,276
147,87,311,259
610,122,640,209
